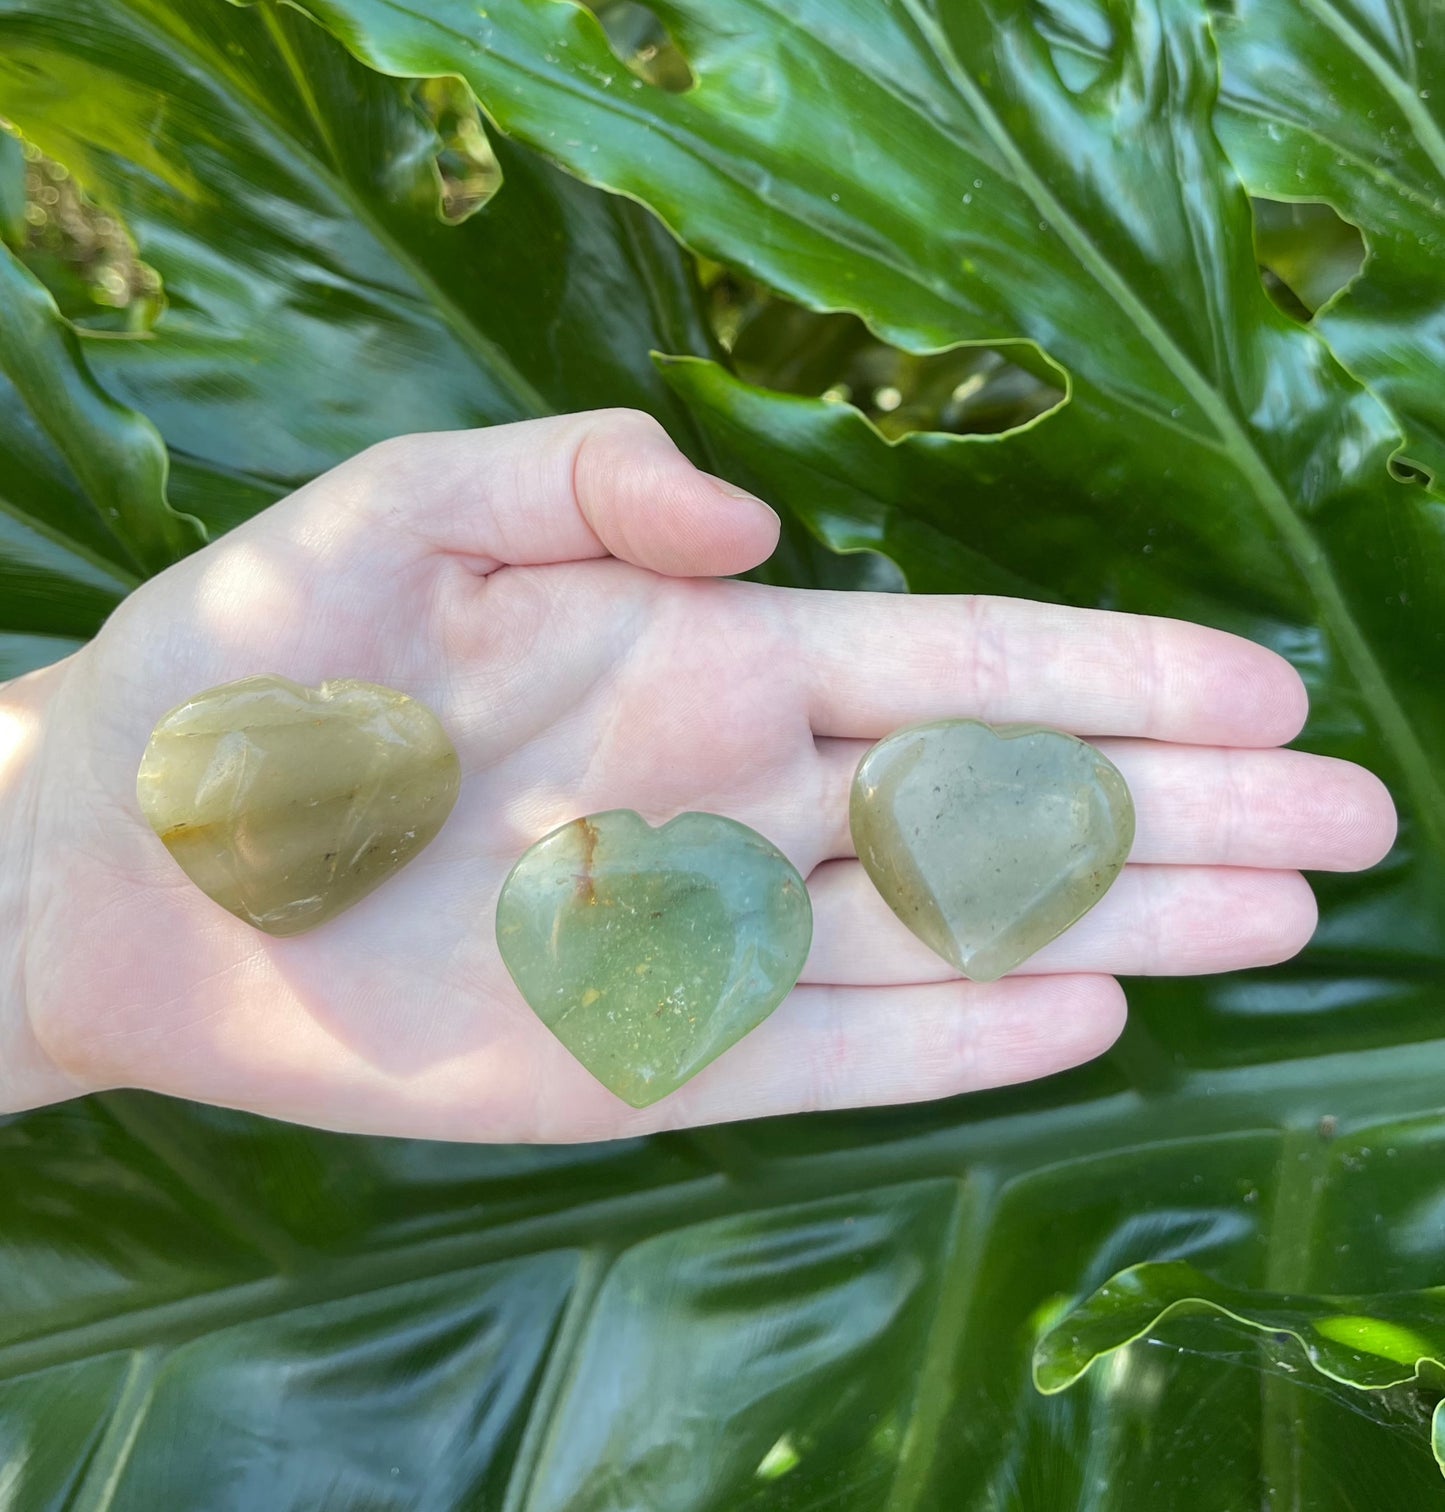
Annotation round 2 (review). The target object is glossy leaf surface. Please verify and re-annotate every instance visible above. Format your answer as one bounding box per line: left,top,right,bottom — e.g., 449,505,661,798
1212,0,1445,482
2,0,1445,1506
0,245,162,674
1035,1258,1445,1395
1035,1259,1445,1478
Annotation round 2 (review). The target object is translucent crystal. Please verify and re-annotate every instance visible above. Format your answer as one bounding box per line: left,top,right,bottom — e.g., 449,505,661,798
496,810,812,1107
136,675,460,936
850,720,1134,982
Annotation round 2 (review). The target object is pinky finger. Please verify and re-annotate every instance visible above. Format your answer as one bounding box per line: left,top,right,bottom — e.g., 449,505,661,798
620,974,1128,1134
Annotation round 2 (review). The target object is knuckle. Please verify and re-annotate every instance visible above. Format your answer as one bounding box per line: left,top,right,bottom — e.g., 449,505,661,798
1217,748,1251,860
962,596,1011,711
352,432,417,474
802,998,855,1114
588,405,666,437
1143,869,1185,974
570,409,668,473
1130,615,1170,733
923,985,982,1097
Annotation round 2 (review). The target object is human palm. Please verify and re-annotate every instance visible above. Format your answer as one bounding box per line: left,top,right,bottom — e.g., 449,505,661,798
7,411,1396,1139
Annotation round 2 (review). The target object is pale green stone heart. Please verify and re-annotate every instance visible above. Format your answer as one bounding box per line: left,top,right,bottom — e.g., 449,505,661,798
496,810,812,1108
850,720,1134,982
136,675,460,936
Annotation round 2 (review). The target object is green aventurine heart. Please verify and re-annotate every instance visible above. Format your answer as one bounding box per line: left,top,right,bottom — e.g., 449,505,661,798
851,720,1134,982
136,675,460,936
496,811,812,1107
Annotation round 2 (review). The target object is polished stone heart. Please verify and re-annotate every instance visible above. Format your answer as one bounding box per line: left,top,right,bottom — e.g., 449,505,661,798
851,720,1134,982
136,675,460,936
496,810,812,1108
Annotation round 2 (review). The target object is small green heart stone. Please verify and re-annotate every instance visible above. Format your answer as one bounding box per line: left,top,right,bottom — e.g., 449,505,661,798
136,675,460,936
851,720,1134,982
496,811,812,1108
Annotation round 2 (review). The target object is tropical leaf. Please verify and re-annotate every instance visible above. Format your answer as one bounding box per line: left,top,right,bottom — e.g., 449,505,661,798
1035,1259,1445,1477
0,0,721,527
0,244,199,572
1,0,1444,1507
1211,0,1445,483
1028,0,1445,478
0,244,163,676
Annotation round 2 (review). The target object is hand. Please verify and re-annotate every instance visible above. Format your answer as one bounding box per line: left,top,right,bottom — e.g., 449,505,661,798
0,410,1397,1139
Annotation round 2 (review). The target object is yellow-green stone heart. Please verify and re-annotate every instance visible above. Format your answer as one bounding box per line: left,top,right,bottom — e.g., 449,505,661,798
496,811,812,1108
851,720,1134,982
136,675,460,936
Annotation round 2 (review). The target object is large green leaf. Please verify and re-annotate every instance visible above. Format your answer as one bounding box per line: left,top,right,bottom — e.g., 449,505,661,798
0,245,168,676
13,1059,1445,1506
1212,0,1445,483
3,0,1445,1507
1030,0,1445,480
0,0,721,525
0,245,199,573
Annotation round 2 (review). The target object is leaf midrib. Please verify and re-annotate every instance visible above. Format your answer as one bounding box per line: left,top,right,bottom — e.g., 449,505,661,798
69,1347,159,1511
1259,1124,1333,1508
499,1249,611,1512
882,1175,995,1512
897,0,1445,847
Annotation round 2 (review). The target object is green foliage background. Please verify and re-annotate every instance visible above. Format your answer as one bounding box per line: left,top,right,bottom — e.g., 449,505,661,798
2,0,1444,1504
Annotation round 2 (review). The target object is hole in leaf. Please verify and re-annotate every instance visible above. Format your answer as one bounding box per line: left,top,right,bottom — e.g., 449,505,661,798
701,261,1064,440
1252,198,1364,321
590,1,697,93
413,78,503,223
0,122,162,333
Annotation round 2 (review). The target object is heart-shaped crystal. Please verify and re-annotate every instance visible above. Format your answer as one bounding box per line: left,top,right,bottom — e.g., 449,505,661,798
136,675,460,936
850,720,1134,982
496,810,812,1107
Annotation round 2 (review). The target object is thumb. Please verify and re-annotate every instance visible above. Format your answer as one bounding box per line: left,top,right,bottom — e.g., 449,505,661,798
323,407,781,578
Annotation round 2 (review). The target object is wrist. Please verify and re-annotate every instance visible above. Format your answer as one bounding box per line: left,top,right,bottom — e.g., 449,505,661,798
0,659,84,1111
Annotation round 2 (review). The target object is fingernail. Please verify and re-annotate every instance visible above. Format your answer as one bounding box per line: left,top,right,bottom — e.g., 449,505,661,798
702,472,771,508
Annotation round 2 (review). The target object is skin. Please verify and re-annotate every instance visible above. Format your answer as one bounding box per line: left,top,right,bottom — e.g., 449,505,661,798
0,408,1398,1141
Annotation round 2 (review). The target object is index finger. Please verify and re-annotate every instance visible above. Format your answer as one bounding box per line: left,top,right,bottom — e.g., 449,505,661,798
785,592,1308,746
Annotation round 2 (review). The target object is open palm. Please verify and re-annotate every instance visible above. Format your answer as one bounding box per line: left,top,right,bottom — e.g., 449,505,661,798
8,410,1396,1139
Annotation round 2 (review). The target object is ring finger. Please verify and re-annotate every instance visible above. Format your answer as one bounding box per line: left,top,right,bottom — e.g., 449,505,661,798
803,860,1319,984
811,737,1397,871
